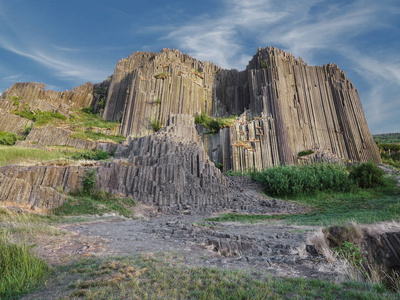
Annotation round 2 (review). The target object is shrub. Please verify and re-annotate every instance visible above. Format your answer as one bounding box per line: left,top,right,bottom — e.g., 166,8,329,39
81,106,94,114
81,169,96,196
261,60,267,68
34,110,67,126
251,164,353,197
98,97,106,110
155,73,168,79
349,161,386,189
153,98,162,105
0,131,17,145
194,112,236,134
149,117,163,132
14,105,35,120
0,233,49,298
72,149,109,161
298,150,314,157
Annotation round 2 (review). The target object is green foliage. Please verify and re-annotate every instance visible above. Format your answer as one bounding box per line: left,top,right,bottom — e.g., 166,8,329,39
378,143,400,152
298,149,315,157
55,255,396,299
349,161,386,189
71,149,110,161
148,117,163,132
81,169,97,195
69,109,120,128
81,106,94,114
14,107,67,126
377,142,400,169
33,110,67,126
10,96,22,107
70,130,126,143
373,133,400,144
334,241,365,272
261,60,267,68
0,131,17,145
14,105,35,120
0,232,50,299
98,97,106,110
215,162,223,170
155,72,168,79
10,96,22,101
251,163,353,197
55,191,136,218
194,111,236,133
23,125,32,136
152,98,162,105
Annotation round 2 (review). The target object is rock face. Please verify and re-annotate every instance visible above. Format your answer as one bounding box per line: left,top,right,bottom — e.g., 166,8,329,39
0,46,381,209
102,47,380,171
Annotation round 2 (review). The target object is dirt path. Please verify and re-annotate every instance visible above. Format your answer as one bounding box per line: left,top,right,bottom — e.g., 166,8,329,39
19,179,348,299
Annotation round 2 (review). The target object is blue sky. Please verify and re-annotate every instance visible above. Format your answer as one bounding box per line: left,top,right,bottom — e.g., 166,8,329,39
0,0,399,134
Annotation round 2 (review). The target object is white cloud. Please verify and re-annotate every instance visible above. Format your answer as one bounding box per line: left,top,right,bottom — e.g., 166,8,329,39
162,0,399,133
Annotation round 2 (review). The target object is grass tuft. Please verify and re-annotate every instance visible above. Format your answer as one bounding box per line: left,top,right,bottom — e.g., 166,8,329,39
194,111,237,133
0,232,50,299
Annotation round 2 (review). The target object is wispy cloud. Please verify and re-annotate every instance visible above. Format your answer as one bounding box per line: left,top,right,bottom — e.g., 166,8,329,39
162,0,399,133
0,3,110,86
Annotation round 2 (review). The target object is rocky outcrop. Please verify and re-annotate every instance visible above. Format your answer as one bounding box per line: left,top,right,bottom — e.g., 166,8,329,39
101,47,380,171
16,126,119,153
0,46,382,210
0,79,111,116
0,111,33,135
103,49,222,137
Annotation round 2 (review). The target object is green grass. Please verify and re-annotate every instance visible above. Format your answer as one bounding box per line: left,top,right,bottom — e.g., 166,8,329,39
251,163,353,197
148,117,163,132
208,186,400,226
47,254,397,299
0,231,50,299
155,72,168,79
0,146,112,166
70,130,125,143
69,109,120,129
14,107,67,126
298,149,315,157
0,131,18,145
373,133,400,144
0,146,74,166
54,192,136,219
195,111,237,133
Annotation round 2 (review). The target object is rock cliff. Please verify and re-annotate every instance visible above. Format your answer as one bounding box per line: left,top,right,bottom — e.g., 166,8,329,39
0,46,381,209
102,47,380,171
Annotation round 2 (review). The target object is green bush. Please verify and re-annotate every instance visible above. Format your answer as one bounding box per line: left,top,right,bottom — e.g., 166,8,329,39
0,131,17,145
81,106,94,114
155,72,168,79
80,169,96,196
34,110,67,126
349,161,386,189
71,149,109,161
251,164,353,197
194,112,236,134
261,60,267,68
0,233,49,298
14,105,35,121
298,150,314,157
148,117,163,132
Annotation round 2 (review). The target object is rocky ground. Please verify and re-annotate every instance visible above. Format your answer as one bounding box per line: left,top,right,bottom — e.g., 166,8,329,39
16,180,354,300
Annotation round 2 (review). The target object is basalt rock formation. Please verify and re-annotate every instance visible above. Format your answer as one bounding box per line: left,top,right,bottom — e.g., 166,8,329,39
0,47,381,209
102,47,380,171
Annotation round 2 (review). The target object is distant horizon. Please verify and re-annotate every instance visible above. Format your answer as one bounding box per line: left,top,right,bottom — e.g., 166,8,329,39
0,0,399,134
